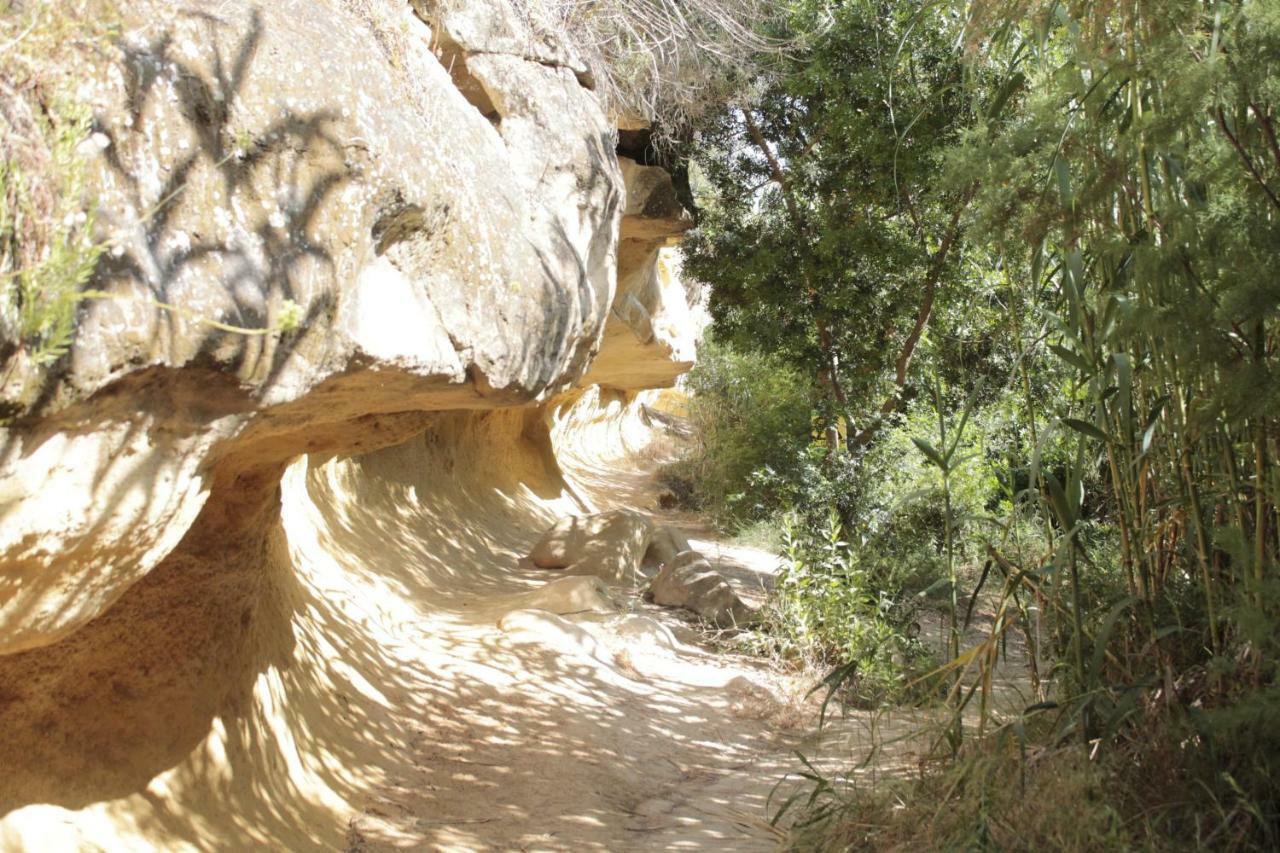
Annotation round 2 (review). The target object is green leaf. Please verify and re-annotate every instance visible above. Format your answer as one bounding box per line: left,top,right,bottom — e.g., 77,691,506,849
1113,352,1134,439
1063,249,1085,332
1044,471,1076,529
947,377,987,460
1062,417,1111,444
1049,343,1091,373
1091,595,1139,683
1054,155,1074,209
912,437,948,471
808,660,859,730
986,71,1027,120
1030,238,1047,288
1141,396,1170,453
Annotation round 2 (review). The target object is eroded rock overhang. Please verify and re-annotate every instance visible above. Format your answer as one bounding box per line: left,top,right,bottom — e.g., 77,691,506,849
0,0,696,655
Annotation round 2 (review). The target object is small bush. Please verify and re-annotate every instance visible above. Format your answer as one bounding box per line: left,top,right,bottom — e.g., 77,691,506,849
0,100,102,368
661,339,814,526
762,509,934,707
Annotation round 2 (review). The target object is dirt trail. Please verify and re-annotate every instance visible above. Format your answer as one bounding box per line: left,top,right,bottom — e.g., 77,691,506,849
343,415,811,851
0,394,1035,852
344,393,1048,853
337,399,1027,852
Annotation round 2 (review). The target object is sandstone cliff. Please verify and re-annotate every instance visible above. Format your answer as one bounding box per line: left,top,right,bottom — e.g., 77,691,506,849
0,1,700,847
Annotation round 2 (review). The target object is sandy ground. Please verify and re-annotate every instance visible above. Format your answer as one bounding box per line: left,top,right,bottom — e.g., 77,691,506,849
343,415,809,851
0,392,1037,851
342,400,1038,852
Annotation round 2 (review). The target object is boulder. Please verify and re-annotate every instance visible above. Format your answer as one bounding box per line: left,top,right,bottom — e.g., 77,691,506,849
646,525,692,568
529,510,653,582
610,614,679,652
647,553,753,627
498,609,609,664
508,576,617,615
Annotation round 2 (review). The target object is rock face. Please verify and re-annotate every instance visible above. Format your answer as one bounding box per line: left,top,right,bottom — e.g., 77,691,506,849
0,0,626,655
0,0,707,846
647,551,754,627
579,158,697,391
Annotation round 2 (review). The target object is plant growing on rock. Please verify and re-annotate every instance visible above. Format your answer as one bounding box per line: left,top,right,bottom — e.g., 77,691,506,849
510,0,790,130
0,2,117,393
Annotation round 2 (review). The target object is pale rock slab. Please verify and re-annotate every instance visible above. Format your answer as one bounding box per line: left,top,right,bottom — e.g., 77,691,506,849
647,525,693,568
530,509,654,582
0,0,624,653
506,575,618,616
647,551,754,627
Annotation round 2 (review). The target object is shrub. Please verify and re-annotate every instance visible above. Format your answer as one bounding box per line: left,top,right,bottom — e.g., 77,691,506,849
661,338,814,526
1,1,117,407
764,509,934,707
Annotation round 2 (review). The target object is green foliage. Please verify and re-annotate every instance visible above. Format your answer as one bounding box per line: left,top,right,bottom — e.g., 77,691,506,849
0,100,102,368
682,0,1280,846
0,2,117,376
766,509,933,706
778,737,1132,851
682,0,981,440
661,338,814,525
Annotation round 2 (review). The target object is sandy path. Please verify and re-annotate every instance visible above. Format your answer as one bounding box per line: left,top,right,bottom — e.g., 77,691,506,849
0,391,1038,852
338,398,1042,853
0,396,1034,851
341,411,814,851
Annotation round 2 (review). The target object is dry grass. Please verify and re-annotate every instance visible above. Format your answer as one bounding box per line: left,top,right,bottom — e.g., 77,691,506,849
444,0,791,133
782,739,1131,852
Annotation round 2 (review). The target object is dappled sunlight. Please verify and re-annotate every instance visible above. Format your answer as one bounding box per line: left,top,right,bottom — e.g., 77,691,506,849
0,398,824,850
0,375,1010,851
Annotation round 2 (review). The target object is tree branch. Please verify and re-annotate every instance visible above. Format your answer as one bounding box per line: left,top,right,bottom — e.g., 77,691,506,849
1216,106,1280,214
1251,103,1280,173
741,107,802,225
742,108,854,453
853,198,969,448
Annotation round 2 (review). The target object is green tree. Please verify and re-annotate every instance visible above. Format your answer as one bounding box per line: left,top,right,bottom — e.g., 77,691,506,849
684,0,983,451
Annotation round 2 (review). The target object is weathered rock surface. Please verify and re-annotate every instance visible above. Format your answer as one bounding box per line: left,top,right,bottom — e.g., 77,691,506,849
647,551,754,627
610,614,680,652
647,525,693,568
530,509,654,582
507,575,618,615
498,609,611,665
0,0,709,847
0,0,625,654
579,158,698,391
